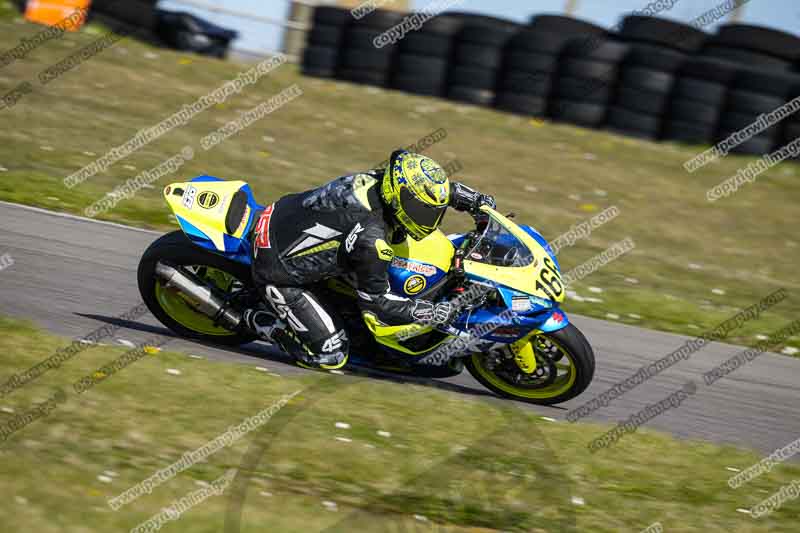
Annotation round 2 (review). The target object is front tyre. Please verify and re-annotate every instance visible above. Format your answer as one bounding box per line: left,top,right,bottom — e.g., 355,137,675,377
138,231,257,346
465,323,595,405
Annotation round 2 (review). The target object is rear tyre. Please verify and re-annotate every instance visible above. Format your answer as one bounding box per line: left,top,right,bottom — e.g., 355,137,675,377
138,231,257,346
466,323,595,405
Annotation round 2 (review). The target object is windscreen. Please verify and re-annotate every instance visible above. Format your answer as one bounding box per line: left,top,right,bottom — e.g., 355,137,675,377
466,216,534,267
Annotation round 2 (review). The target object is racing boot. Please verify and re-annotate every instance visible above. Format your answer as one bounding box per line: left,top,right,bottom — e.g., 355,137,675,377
271,328,348,370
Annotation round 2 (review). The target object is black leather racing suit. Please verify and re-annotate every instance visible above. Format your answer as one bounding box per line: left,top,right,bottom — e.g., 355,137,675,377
250,171,491,359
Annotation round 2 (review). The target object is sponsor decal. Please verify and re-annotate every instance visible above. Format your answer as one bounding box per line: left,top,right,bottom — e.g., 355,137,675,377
404,274,427,295
512,296,531,312
345,222,364,253
375,239,394,261
492,327,520,338
197,191,220,209
181,185,197,209
390,257,437,277
254,204,274,249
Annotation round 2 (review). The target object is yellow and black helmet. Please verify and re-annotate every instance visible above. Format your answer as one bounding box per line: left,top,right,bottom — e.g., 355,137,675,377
380,150,450,241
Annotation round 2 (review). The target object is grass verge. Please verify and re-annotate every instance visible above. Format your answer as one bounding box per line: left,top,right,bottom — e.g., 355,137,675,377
1,316,799,532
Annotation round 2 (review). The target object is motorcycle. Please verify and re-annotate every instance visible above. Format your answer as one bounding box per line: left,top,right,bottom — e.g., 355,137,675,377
138,176,595,405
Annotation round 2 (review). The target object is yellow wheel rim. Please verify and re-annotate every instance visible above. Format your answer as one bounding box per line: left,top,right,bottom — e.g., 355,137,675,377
154,265,238,337
471,336,577,399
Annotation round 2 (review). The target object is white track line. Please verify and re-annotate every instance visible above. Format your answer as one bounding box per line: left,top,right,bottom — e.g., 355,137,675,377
0,201,162,235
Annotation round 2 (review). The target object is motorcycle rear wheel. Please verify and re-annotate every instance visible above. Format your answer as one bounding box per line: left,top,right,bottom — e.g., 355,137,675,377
465,323,594,405
138,231,257,346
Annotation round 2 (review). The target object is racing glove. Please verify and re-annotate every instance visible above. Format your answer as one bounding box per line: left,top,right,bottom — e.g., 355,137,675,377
450,182,496,215
411,300,458,326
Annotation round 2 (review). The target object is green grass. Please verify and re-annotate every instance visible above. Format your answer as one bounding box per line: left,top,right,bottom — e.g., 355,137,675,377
0,15,798,354
1,315,800,532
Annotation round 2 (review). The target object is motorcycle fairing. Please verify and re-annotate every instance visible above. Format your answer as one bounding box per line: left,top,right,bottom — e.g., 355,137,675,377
163,176,262,265
387,229,453,297
463,207,565,304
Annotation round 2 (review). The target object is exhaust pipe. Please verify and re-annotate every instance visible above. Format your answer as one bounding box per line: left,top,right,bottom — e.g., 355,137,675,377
155,262,242,330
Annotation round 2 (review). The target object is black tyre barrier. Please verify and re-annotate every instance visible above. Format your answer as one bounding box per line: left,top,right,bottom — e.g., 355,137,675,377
313,6,351,26
449,65,500,90
550,100,609,127
339,68,391,86
623,43,686,72
716,134,777,155
308,25,345,48
671,77,728,103
554,76,614,103
500,70,553,97
455,43,505,69
607,106,662,139
619,15,707,53
726,89,789,115
508,28,578,54
352,9,405,29
494,93,548,116
398,32,454,56
504,50,560,74
560,58,619,83
714,24,800,62
299,6,800,150
620,67,675,93
663,119,717,144
733,69,800,98
302,46,339,77
701,45,792,70
668,98,724,125
390,75,446,97
616,85,672,115
393,54,449,77
447,86,495,106
679,57,740,84
563,38,630,63
458,23,519,47
341,47,394,71
529,14,607,36
718,111,782,138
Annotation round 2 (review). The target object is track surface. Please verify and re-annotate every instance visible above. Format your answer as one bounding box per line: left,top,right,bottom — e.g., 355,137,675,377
1,202,798,455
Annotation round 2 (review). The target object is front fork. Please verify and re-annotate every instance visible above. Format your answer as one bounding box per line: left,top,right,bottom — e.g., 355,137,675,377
510,331,539,374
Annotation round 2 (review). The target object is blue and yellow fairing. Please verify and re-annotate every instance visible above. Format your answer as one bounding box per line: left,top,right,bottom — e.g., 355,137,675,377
162,176,262,265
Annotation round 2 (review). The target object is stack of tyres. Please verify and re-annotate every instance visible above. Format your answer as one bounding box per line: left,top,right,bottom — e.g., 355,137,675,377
338,9,405,86
606,16,706,140
701,24,800,72
528,14,609,35
715,69,800,155
390,15,463,97
446,17,520,106
663,57,738,144
548,36,628,127
303,6,351,78
497,16,607,118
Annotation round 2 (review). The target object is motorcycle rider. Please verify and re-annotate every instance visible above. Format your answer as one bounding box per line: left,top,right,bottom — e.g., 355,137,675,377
244,149,495,370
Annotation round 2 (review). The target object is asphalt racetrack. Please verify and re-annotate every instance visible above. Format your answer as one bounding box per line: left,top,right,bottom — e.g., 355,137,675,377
1,201,798,455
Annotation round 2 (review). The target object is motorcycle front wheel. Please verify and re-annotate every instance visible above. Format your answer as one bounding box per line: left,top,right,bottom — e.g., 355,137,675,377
465,323,595,405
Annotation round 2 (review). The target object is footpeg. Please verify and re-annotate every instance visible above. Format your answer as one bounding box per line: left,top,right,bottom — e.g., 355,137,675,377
243,309,282,342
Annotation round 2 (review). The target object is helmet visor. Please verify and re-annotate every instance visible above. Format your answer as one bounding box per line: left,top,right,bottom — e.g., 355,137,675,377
399,188,447,229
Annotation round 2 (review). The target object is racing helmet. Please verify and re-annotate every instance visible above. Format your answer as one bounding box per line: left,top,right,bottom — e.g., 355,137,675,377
380,150,450,241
